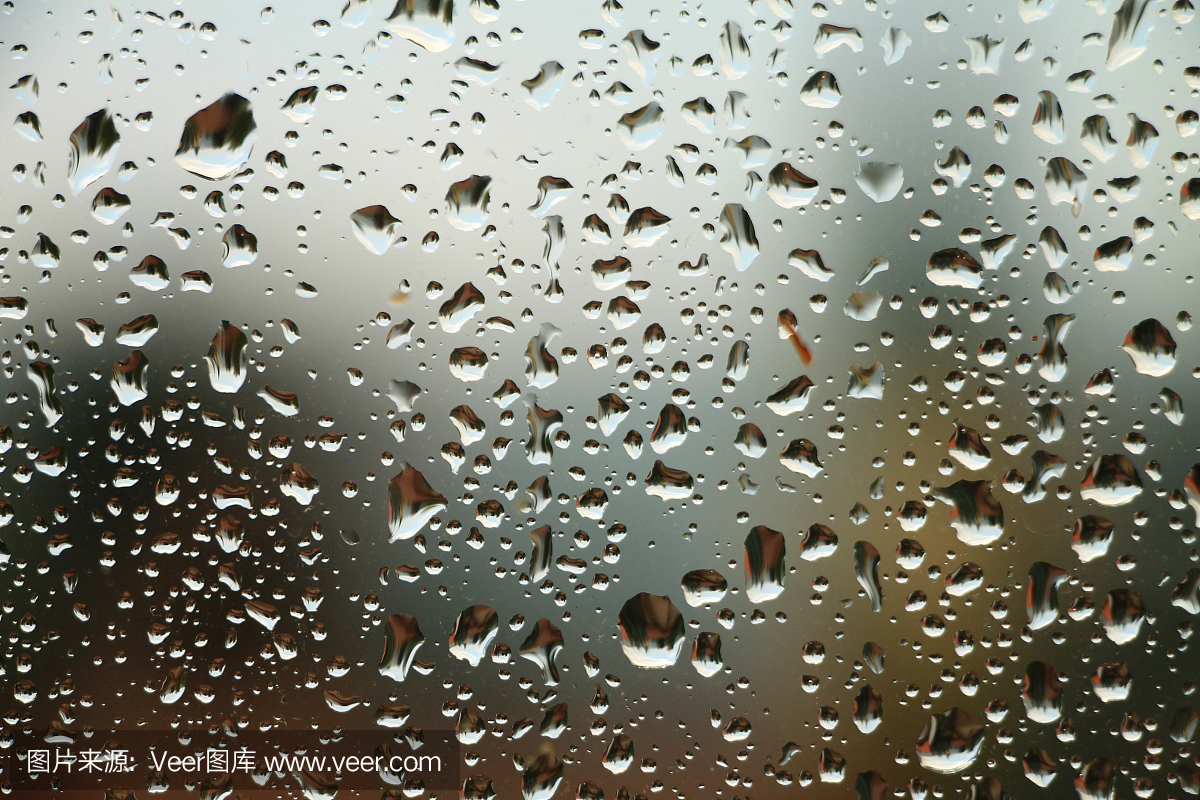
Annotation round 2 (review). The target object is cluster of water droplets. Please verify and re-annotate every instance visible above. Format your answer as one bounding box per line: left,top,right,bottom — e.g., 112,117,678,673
2,0,1200,798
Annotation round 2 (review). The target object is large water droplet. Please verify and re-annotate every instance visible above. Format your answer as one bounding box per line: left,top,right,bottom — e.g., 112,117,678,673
67,109,120,195
915,707,986,773
1080,454,1143,506
449,605,499,666
744,525,786,602
174,93,257,181
350,205,403,253
387,462,447,541
205,321,248,393
617,592,685,668
384,0,455,52
379,613,425,682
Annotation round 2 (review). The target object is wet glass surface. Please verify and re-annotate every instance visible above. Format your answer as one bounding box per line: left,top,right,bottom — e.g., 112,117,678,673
2,0,1200,797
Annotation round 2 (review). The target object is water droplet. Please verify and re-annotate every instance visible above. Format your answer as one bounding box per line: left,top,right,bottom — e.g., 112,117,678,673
915,707,985,773
387,462,447,541
67,108,120,195
174,93,257,181
744,525,786,602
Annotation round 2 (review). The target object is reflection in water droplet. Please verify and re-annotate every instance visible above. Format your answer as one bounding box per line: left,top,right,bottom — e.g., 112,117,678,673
847,362,884,400
378,613,424,682
522,61,565,110
387,462,447,541
844,291,883,321
1080,454,1143,506
767,375,815,415
796,523,836,562
280,85,318,122
448,346,488,381
1026,562,1069,629
800,71,841,107
528,523,552,581
617,102,665,150
1160,387,1184,426
521,752,564,800
67,108,121,195
617,592,685,668
690,631,723,677
1186,464,1200,526
818,747,847,782
1031,90,1065,144
1170,568,1200,614
602,733,636,774
576,486,609,519
445,175,491,231
111,349,149,406
1022,746,1058,787
855,770,889,800
384,0,455,52
935,147,972,187
205,321,247,393
1101,589,1144,644
789,247,835,282
91,187,130,225
644,460,693,499
915,707,985,773
449,605,499,666
439,282,485,333
945,562,983,597
681,570,728,606
934,480,1005,545
1107,0,1155,70
525,323,561,388
733,422,766,458
898,501,927,532
258,385,299,416
387,379,421,413
350,205,403,253
220,224,258,268
30,233,60,270
850,540,882,611
129,254,170,291
1038,313,1075,382
780,437,823,477
768,162,819,208
927,248,983,288
862,641,886,674
718,20,751,78
948,422,990,470
853,684,883,732
279,462,320,505
1043,272,1075,304
27,361,63,427
1092,662,1132,702
1021,660,1064,723
623,206,670,248
1081,114,1118,162
650,404,687,454
718,203,759,271
1071,514,1113,562
881,26,912,64
159,665,186,704
1121,318,1176,376
174,93,257,181
519,618,564,686
1075,757,1116,800
744,525,785,602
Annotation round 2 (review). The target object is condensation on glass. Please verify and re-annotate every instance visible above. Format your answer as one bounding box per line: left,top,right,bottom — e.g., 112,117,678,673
2,0,1200,797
